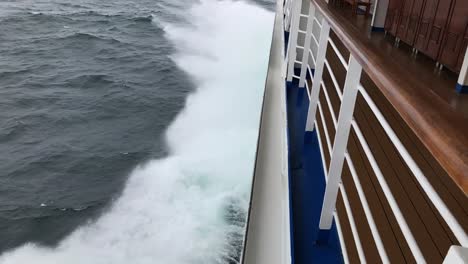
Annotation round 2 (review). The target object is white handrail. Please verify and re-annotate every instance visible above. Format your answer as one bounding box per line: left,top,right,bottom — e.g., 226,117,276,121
284,2,466,262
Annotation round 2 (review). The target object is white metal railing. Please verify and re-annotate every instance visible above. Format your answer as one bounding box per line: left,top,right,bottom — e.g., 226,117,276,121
282,0,468,263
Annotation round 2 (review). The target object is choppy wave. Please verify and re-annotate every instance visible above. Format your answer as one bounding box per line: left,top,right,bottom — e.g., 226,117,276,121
132,15,154,23
3,10,157,25
59,32,121,43
0,204,99,221
0,0,273,263
66,74,114,88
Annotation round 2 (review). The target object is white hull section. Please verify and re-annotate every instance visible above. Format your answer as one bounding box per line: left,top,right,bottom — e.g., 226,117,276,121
242,1,291,264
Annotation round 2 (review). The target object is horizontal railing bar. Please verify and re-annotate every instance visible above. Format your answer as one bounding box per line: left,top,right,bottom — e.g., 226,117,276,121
321,80,338,125
358,85,468,246
351,119,426,263
324,59,343,100
318,102,333,155
315,120,329,178
334,212,350,264
307,66,314,83
314,17,322,28
328,38,349,70
298,29,306,34
311,33,319,46
345,153,390,263
300,13,308,18
308,49,316,65
340,185,367,263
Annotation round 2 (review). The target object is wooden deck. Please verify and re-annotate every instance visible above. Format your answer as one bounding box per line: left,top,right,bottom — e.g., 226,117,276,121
326,5,468,117
304,8,468,262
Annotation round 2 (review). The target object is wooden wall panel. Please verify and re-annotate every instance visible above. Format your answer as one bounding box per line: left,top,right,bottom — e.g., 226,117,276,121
384,0,405,36
438,0,468,72
396,0,415,40
415,0,453,60
402,0,425,45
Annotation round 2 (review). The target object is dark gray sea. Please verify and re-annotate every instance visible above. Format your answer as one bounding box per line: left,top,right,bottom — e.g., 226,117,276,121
0,0,274,262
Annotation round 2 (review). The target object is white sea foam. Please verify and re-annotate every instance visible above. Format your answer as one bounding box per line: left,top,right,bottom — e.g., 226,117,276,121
0,0,273,263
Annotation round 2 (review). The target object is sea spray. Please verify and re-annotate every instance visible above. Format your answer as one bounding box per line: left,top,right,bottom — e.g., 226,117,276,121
0,1,273,263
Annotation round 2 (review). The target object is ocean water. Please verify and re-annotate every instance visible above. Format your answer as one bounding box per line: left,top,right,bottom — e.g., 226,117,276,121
0,0,274,263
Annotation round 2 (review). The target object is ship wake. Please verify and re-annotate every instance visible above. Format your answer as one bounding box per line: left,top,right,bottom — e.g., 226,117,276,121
0,0,273,263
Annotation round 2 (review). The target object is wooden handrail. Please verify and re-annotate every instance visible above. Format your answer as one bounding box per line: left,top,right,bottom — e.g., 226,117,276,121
311,0,468,194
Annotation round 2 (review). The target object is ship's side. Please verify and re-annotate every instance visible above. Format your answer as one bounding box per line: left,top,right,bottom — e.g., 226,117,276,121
242,0,292,262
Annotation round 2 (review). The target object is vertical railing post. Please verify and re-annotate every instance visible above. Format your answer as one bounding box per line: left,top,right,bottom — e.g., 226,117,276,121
298,3,316,88
286,0,302,82
319,55,362,235
443,246,468,264
456,47,468,93
305,18,330,131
